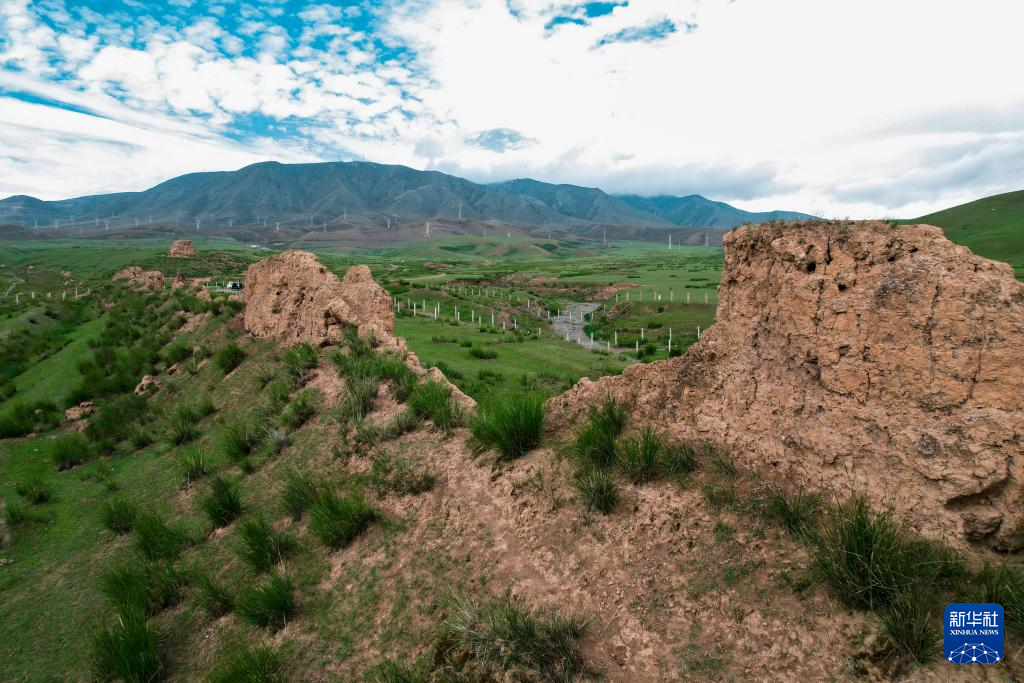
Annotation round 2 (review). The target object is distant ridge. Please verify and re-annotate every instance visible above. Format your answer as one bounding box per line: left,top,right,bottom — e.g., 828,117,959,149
0,160,814,243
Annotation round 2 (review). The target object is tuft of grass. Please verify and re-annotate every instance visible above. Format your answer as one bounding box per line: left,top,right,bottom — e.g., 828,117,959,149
616,427,664,484
213,342,246,374
217,417,263,462
203,476,243,528
133,511,190,561
52,433,91,471
90,609,162,683
702,482,736,510
3,499,45,527
469,347,498,360
167,404,201,445
237,574,296,632
469,394,545,461
664,443,697,477
175,444,207,485
367,660,427,683
281,469,317,520
194,572,234,619
878,586,940,664
344,375,379,419
208,644,286,683
99,561,185,616
127,424,154,451
370,453,436,497
15,472,52,504
283,342,319,383
408,380,459,431
236,516,295,572
573,469,619,514
971,562,1024,637
281,389,319,430
253,364,278,389
441,596,597,681
162,340,192,366
374,354,417,402
101,497,138,535
309,488,380,550
573,396,626,470
757,487,820,537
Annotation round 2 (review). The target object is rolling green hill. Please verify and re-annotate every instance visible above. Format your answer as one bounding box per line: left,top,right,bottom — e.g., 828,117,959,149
913,190,1024,275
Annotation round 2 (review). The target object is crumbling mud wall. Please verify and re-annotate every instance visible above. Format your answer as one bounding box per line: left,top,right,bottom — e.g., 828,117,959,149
243,250,474,410
549,221,1024,550
111,266,164,291
168,239,197,258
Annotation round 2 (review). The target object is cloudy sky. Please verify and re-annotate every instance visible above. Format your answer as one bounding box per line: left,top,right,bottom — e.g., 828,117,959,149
1,0,1022,217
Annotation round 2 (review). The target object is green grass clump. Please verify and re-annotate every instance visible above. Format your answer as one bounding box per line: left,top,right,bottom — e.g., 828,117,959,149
237,516,295,572
237,574,296,632
99,561,185,616
281,469,317,520
757,487,820,537
408,380,459,431
101,498,139,535
3,499,45,527
194,573,235,619
702,482,736,510
878,586,940,664
0,399,60,438
209,644,286,683
573,396,626,469
217,417,263,462
469,347,498,360
374,354,417,402
573,469,619,514
370,453,436,497
469,394,545,461
15,472,52,504
213,342,246,374
51,433,91,471
309,489,380,550
281,389,319,430
971,562,1024,637
90,609,162,683
441,597,596,681
175,444,207,485
616,427,665,484
343,375,379,419
133,511,190,561
162,341,192,365
203,476,243,528
283,342,319,383
126,423,154,451
167,404,201,445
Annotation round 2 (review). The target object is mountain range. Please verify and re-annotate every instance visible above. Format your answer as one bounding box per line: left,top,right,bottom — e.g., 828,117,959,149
0,161,814,244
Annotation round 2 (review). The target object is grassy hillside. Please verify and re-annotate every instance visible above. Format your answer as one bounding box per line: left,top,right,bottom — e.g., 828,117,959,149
913,189,1024,276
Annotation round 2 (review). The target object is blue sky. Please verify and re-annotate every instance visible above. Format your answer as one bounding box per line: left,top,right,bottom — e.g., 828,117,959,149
1,0,1023,217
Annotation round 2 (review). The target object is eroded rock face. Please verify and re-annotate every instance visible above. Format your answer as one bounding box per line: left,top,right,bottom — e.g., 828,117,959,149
549,221,1024,550
243,251,475,409
243,251,393,345
168,239,197,258
112,266,164,291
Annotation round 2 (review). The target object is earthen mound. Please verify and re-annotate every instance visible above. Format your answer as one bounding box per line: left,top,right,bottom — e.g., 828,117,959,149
549,221,1024,550
168,239,197,258
112,266,164,291
243,250,474,409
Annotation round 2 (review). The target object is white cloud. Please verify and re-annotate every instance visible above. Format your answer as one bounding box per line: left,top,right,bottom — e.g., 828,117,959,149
1,0,1023,217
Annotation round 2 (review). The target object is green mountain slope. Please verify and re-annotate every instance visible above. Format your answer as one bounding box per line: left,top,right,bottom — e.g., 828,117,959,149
913,190,1024,274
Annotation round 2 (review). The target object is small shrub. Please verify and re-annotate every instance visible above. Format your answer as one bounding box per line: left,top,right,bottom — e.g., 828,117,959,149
163,341,192,365
281,389,319,430
469,394,545,461
101,498,138,535
133,511,189,561
702,482,736,509
441,597,596,681
203,476,243,528
175,444,207,485
758,487,820,537
345,375,379,419
469,347,498,360
281,469,317,520
408,381,459,431
309,489,380,550
3,499,45,527
375,354,417,402
90,609,162,683
617,427,664,484
52,433,91,471
237,574,296,631
574,469,618,514
99,561,185,616
209,644,286,683
971,562,1024,637
127,424,154,451
664,444,697,476
237,516,294,572
167,405,200,445
213,342,245,374
194,573,234,618
16,473,52,504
